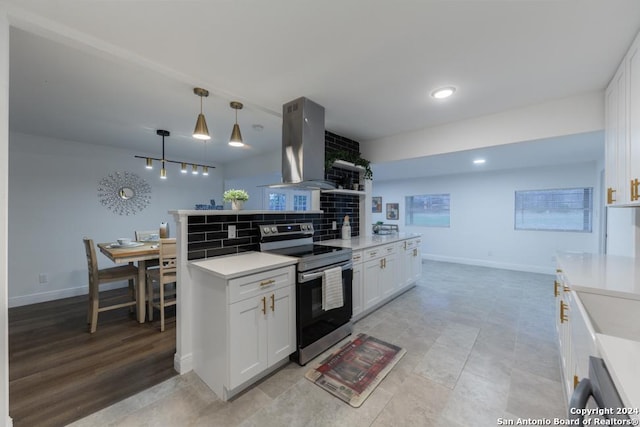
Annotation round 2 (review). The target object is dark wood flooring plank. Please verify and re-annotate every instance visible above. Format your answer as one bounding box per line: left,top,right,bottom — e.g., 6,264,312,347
9,289,177,426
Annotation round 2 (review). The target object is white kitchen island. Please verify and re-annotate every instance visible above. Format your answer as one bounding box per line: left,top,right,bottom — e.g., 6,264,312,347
555,251,640,419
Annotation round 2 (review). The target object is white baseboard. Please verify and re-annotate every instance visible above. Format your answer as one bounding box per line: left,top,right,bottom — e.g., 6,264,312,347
422,254,554,275
8,282,129,308
174,352,192,375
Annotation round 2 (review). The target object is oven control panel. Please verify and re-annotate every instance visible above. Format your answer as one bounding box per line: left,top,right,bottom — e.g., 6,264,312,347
259,222,314,237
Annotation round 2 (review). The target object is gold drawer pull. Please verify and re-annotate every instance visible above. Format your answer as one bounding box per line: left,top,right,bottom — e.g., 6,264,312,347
574,375,579,389
563,286,570,293
261,296,266,315
270,294,275,312
260,279,276,287
554,281,559,297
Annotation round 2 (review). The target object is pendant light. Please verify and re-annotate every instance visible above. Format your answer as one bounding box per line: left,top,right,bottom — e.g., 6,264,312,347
228,101,244,147
193,87,211,140
157,130,169,179
134,129,216,178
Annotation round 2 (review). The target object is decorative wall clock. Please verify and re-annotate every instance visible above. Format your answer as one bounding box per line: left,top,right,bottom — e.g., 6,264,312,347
98,171,152,215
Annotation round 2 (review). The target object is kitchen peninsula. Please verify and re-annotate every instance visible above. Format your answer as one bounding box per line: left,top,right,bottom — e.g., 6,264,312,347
170,209,423,401
555,251,640,420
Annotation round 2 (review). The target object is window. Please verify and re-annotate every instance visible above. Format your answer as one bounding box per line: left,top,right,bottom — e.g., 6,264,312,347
514,188,593,232
265,190,311,211
405,194,450,227
268,192,286,211
293,194,308,211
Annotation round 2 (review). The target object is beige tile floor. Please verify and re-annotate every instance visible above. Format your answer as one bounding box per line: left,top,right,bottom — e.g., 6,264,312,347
70,260,567,427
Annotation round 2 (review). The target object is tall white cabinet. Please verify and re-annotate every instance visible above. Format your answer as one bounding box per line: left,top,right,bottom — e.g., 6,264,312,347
605,30,640,205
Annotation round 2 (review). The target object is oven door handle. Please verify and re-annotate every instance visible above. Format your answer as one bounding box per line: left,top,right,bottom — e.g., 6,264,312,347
298,262,353,283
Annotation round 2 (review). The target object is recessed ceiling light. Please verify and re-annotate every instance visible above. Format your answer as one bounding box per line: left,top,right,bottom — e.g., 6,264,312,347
473,158,486,165
431,86,456,99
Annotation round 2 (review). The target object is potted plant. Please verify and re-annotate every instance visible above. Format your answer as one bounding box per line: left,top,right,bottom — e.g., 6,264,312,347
325,149,373,180
223,189,249,210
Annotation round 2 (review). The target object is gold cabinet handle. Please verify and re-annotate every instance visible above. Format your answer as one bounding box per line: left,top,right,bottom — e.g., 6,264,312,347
270,294,275,312
261,296,266,315
383,258,386,268
413,248,417,257
556,268,562,273
632,179,640,202
563,285,570,293
380,259,384,269
574,374,579,389
560,301,568,323
260,279,276,287
554,280,559,297
607,187,617,204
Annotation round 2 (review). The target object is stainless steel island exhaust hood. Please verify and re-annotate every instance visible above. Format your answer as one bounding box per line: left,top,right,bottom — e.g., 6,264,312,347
270,97,335,190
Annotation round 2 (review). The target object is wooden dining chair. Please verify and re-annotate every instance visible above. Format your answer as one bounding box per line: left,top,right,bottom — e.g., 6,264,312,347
134,230,160,269
146,238,177,332
83,237,139,333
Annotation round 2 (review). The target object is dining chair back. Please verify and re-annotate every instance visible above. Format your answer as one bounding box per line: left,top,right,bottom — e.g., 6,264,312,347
134,230,160,269
146,238,177,332
134,230,159,242
83,237,139,333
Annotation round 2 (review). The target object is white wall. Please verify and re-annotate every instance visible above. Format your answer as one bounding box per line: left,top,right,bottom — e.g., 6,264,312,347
363,91,604,164
8,131,224,307
372,161,600,274
0,6,10,426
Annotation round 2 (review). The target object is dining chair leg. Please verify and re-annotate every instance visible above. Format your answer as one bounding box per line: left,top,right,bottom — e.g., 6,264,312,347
128,278,135,314
146,274,154,322
160,282,165,332
90,299,99,333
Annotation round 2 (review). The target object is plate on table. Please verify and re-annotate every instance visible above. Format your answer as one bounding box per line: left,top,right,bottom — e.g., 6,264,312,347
110,242,145,249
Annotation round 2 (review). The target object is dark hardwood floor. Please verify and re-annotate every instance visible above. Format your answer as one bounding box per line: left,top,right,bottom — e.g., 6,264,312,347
9,289,177,427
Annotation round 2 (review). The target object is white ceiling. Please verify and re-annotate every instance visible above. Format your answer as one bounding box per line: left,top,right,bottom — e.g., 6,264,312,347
6,0,640,174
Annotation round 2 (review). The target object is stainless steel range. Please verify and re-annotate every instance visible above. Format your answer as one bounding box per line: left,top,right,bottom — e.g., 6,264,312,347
259,222,353,365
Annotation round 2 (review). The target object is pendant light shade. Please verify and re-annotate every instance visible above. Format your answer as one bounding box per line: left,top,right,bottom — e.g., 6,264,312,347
145,158,153,169
193,87,211,140
228,101,244,147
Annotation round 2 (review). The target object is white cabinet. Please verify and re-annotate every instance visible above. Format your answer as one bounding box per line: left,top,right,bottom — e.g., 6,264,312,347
554,267,598,404
229,285,294,389
379,244,398,298
351,250,363,319
605,30,640,205
362,243,398,310
399,238,422,289
191,264,295,400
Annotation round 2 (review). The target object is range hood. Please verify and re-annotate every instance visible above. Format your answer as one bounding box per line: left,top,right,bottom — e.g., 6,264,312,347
271,97,335,190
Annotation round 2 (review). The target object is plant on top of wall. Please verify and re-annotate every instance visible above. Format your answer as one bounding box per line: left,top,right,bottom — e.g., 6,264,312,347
325,149,373,180
223,189,249,210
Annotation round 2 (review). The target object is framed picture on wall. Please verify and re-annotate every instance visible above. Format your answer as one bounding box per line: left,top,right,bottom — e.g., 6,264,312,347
386,203,399,220
372,196,382,213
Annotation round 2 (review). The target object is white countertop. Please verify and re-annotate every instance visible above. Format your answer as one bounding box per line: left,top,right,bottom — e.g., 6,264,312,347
189,251,297,279
596,334,640,418
556,251,640,300
318,233,421,251
171,209,323,216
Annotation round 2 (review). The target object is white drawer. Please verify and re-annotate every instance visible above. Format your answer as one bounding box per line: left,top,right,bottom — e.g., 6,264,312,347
228,266,295,304
351,250,363,264
365,244,395,259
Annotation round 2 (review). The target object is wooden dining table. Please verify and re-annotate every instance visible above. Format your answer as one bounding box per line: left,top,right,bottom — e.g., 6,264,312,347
97,241,160,323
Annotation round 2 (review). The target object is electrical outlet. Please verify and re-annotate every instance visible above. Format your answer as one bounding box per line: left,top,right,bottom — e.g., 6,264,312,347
38,273,48,284
228,225,237,239
332,221,337,230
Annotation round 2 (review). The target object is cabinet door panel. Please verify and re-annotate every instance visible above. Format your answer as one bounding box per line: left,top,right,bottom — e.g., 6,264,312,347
267,287,295,365
363,260,382,309
380,255,397,297
352,264,363,317
229,296,268,389
628,42,640,199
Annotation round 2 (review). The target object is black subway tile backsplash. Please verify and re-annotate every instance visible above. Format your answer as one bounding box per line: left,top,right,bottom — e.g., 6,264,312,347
186,131,362,261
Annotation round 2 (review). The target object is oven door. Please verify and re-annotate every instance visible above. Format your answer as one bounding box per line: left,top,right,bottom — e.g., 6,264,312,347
296,261,353,350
